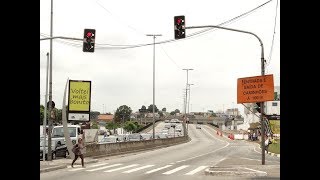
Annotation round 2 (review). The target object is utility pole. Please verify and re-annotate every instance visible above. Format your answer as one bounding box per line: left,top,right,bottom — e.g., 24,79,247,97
146,34,162,139
42,52,49,161
47,0,54,161
182,68,193,137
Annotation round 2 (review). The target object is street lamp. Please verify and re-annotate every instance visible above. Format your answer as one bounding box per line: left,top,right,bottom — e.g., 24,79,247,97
146,34,162,139
182,68,193,136
187,83,194,132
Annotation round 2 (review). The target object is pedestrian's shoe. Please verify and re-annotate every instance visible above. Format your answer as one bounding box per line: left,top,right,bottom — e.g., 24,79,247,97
71,165,74,168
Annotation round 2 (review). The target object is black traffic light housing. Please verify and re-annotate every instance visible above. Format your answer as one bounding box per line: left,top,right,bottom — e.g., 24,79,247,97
174,16,185,39
83,29,96,52
255,102,262,113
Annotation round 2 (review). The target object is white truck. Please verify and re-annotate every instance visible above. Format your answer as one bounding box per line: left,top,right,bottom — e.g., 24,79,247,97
51,125,82,145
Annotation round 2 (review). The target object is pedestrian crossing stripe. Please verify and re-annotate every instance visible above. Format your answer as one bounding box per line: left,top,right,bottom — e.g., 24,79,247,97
68,163,208,175
162,165,189,174
86,164,122,172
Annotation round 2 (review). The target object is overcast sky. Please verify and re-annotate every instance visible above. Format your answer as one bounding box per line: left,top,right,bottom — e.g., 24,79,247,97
40,0,280,115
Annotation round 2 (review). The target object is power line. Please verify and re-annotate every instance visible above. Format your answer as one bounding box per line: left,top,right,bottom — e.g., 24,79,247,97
267,0,279,67
40,0,272,50
159,44,181,69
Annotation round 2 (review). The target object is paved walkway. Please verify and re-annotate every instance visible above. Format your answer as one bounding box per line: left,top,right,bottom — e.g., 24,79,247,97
40,157,99,173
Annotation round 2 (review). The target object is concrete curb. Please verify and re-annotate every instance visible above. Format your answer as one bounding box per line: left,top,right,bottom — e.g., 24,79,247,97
40,159,99,173
204,167,267,177
40,165,67,173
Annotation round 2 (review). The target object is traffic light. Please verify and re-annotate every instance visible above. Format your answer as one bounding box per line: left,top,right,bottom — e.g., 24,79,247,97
83,29,96,52
254,103,261,113
174,16,185,39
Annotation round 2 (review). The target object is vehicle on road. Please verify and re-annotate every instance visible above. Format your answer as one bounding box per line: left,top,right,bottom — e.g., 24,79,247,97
164,124,171,129
98,135,118,144
51,125,82,145
164,120,170,123
196,124,201,129
140,133,152,140
40,139,68,160
128,133,142,141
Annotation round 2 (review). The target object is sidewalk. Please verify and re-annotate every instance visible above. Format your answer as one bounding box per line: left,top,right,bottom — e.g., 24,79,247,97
205,157,280,178
40,157,99,173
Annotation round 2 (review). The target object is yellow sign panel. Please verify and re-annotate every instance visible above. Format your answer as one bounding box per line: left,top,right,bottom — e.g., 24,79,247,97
68,81,91,111
237,74,274,103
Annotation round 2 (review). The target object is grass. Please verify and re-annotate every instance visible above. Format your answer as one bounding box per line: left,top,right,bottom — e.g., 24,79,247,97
268,140,280,154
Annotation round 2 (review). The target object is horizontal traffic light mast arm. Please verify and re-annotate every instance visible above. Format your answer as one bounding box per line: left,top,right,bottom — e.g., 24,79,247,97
186,25,263,48
40,36,83,41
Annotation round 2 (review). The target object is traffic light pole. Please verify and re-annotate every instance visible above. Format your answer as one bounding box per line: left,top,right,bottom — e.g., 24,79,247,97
186,25,266,165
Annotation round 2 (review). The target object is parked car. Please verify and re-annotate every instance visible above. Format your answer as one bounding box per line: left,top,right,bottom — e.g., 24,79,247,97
140,133,152,140
164,124,171,129
128,133,142,141
40,139,68,160
164,120,170,123
98,135,118,144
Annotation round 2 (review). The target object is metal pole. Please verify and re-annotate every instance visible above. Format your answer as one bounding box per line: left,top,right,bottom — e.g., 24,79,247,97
47,0,53,161
187,83,194,133
186,24,265,165
146,34,162,139
43,52,49,161
182,69,193,136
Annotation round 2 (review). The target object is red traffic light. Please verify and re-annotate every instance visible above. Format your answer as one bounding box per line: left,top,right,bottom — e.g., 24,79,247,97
86,32,93,37
177,18,182,24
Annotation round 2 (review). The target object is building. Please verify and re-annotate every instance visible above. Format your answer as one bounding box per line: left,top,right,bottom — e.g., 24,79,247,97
97,114,114,123
225,108,240,117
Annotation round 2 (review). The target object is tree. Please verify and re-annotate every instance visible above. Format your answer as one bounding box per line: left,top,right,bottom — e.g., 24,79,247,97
158,111,164,117
106,122,118,130
90,111,101,120
123,121,137,133
40,105,45,125
170,111,175,115
147,104,159,113
91,121,99,129
114,105,132,124
162,107,166,112
174,109,180,113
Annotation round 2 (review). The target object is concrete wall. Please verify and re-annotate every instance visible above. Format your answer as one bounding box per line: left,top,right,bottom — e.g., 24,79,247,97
85,136,189,157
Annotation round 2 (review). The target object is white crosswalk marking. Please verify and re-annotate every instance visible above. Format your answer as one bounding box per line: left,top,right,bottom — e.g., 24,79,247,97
68,163,110,171
162,165,189,175
104,164,139,172
86,164,122,172
145,165,173,174
184,166,208,175
122,165,155,173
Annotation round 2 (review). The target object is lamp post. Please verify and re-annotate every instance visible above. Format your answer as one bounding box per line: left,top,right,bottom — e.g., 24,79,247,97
187,83,194,132
182,68,193,136
146,34,162,139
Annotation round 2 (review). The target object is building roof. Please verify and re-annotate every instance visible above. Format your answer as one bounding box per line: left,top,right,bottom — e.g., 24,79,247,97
97,114,114,121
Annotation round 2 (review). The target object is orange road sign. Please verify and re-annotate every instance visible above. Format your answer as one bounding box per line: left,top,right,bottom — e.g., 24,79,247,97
237,74,274,103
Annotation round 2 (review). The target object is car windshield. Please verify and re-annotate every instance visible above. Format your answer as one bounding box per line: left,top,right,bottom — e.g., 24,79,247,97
52,127,77,138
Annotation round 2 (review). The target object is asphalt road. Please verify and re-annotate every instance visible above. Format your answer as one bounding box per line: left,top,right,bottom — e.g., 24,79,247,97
41,124,280,180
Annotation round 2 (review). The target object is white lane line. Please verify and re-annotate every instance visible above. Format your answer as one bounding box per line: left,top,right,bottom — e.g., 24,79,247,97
68,162,110,171
239,157,280,163
242,167,267,174
202,126,228,143
145,165,173,174
104,164,139,172
162,165,189,175
86,164,122,172
122,165,155,173
185,166,208,175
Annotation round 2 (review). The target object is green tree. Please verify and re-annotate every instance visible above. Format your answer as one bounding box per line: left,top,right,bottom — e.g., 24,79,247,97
147,104,159,113
106,122,118,130
91,121,99,129
40,105,44,125
162,107,166,112
170,111,175,115
174,109,180,113
123,121,137,133
114,105,132,123
159,111,164,117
